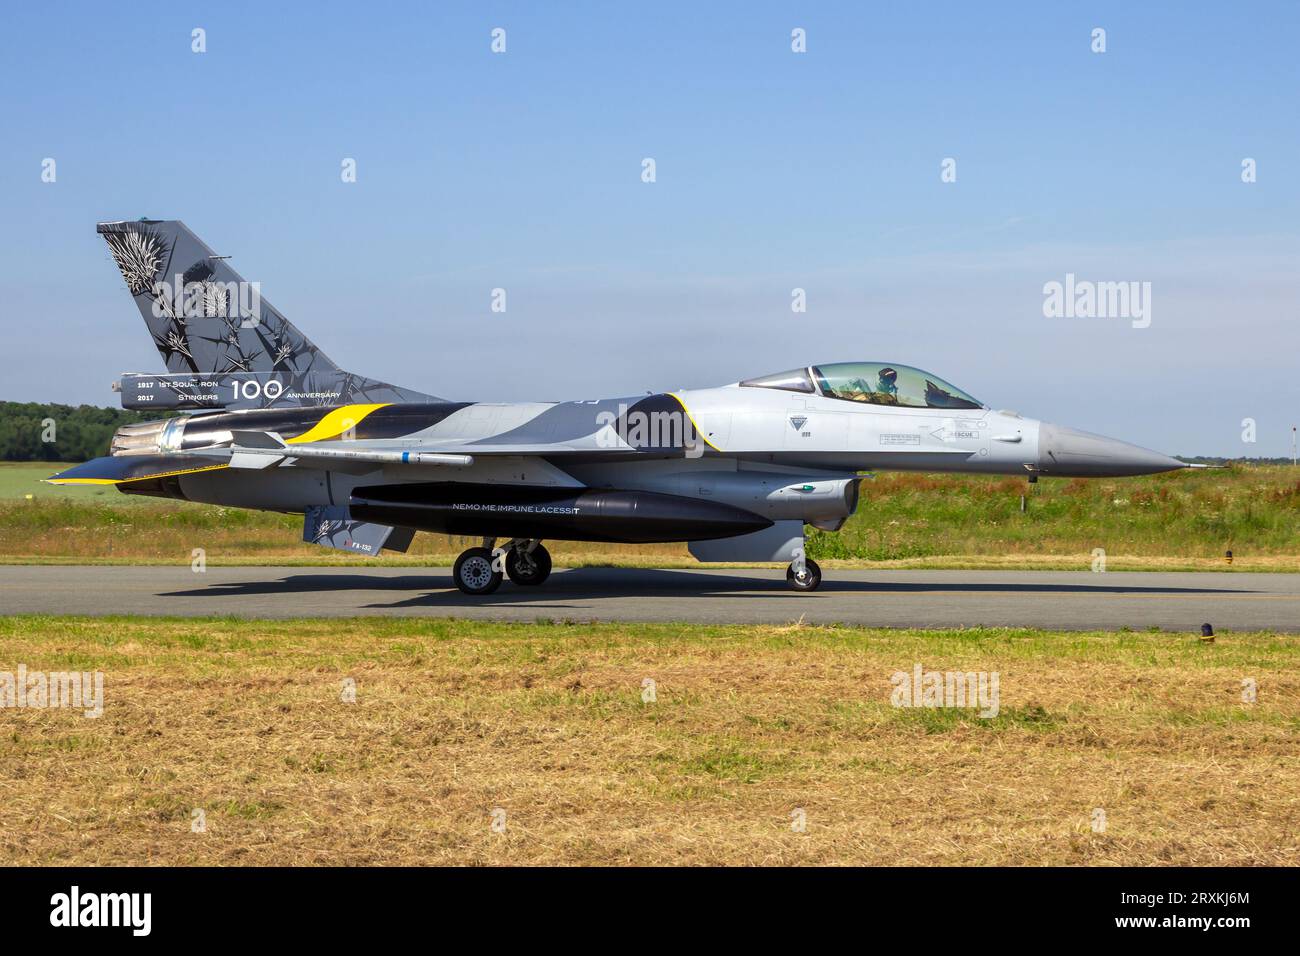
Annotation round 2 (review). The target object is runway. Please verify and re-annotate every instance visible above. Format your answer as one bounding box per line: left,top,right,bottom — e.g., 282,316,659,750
2,565,1298,631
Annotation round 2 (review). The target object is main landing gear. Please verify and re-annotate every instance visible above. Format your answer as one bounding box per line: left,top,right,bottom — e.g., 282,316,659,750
453,538,552,595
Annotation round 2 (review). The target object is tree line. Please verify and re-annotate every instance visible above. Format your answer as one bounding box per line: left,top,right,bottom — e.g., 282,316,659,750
0,402,179,462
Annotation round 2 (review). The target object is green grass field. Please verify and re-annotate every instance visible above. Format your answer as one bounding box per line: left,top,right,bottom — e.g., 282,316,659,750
2,615,1295,865
0,462,154,503
2,461,1298,570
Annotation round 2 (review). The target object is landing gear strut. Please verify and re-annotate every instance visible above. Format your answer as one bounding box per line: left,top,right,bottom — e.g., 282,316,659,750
453,538,552,594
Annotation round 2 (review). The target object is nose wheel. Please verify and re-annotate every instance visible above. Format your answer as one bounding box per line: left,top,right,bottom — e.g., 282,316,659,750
786,557,822,592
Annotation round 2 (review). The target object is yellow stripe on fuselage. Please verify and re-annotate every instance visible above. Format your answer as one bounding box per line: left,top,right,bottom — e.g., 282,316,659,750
668,393,723,452
286,403,391,444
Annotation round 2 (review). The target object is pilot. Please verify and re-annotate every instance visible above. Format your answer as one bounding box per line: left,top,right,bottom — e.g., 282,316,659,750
875,367,900,404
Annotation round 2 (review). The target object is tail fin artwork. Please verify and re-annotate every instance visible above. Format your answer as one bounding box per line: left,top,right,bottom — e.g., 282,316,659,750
98,219,439,410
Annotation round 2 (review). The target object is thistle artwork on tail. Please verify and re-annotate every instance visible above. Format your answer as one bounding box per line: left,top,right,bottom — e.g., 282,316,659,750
98,219,438,409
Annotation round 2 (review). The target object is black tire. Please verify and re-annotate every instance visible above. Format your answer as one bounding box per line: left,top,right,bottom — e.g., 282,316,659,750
786,558,822,592
454,547,503,595
505,544,552,586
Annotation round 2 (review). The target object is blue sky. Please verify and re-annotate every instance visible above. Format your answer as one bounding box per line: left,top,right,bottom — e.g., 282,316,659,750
2,1,1297,455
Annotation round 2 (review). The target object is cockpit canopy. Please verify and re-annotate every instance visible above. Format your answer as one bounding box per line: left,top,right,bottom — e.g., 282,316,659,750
740,362,983,410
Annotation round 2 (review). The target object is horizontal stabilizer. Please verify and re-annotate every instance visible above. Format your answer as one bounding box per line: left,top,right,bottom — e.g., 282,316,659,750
46,455,227,485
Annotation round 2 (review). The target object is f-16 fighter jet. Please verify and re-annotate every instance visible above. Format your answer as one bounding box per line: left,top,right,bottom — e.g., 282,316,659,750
49,220,1189,594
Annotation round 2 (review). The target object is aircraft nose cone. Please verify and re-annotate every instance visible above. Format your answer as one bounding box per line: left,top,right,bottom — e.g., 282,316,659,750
1038,422,1187,477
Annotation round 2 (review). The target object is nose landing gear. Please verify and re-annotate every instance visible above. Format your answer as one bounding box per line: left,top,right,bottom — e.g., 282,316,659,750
786,552,822,592
453,538,553,594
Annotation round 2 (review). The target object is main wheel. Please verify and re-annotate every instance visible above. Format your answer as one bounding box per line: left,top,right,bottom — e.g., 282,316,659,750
454,547,503,595
786,558,822,592
505,544,552,586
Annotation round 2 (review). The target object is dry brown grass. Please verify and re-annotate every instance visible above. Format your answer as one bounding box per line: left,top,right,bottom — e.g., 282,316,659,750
1,616,1297,866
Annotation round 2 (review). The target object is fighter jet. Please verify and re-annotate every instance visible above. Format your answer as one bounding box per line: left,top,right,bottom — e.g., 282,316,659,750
49,220,1189,594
